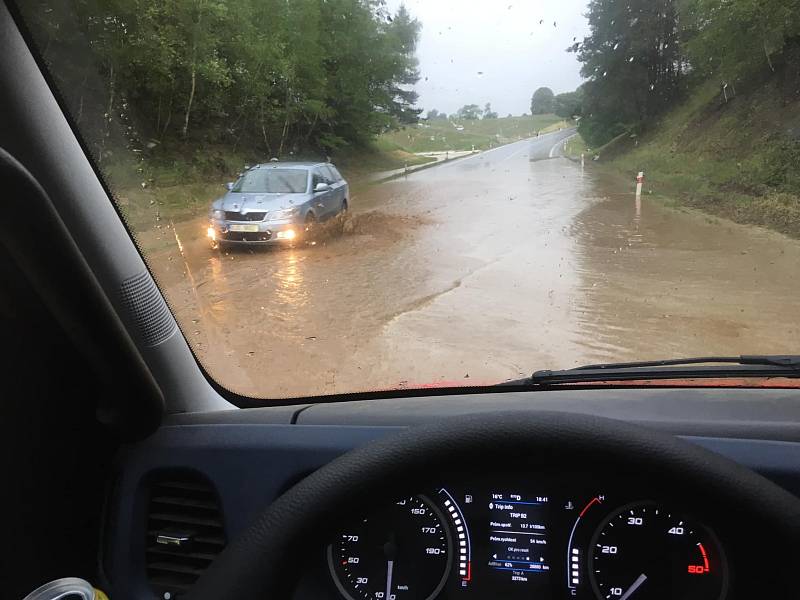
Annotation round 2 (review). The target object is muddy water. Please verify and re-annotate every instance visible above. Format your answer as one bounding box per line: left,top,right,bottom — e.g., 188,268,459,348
571,172,800,361
146,133,800,398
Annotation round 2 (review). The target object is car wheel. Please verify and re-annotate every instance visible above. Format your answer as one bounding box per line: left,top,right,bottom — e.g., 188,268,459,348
304,212,317,243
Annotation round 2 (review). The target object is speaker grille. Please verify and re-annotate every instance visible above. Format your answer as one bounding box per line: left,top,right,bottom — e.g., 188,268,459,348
119,270,176,347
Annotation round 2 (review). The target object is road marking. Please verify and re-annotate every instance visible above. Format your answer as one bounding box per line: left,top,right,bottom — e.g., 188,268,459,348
548,133,579,158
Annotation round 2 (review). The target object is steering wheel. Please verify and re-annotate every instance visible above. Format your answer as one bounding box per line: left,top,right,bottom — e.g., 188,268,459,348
187,411,800,598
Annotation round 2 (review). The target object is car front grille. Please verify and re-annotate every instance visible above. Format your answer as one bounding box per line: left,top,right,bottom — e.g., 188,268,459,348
221,231,272,242
224,211,266,222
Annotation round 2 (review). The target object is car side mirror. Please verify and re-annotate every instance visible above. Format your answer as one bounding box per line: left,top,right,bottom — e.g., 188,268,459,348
225,182,234,191
314,182,331,193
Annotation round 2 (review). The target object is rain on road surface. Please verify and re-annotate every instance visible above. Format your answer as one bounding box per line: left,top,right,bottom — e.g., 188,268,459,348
149,130,800,398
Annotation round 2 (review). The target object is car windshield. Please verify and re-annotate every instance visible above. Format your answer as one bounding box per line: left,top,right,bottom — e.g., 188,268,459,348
233,169,308,194
13,0,800,400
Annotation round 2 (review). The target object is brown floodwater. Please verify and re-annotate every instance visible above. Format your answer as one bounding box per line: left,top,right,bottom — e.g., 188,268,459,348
144,131,800,398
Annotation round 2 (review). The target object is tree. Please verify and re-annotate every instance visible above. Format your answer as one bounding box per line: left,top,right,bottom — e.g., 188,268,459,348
483,102,498,119
530,87,555,114
426,109,440,120
572,0,684,146
19,0,424,157
680,0,800,84
456,104,482,119
553,88,585,119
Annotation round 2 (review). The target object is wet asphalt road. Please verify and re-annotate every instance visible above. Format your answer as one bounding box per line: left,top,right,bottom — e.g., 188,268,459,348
152,130,800,398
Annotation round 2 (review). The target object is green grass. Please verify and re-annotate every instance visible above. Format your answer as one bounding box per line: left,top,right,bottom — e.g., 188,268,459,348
563,134,590,160
380,114,567,153
597,77,800,238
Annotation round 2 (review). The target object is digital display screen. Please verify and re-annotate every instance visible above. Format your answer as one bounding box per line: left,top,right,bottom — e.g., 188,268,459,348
486,492,551,585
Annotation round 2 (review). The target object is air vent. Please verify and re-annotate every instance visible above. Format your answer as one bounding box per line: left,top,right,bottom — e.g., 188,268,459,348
146,471,226,597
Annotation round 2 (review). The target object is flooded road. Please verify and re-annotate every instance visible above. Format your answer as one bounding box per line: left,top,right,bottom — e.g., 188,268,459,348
147,130,800,398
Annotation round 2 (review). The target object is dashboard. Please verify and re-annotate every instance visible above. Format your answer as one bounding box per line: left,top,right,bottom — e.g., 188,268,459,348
311,477,729,600
104,388,800,599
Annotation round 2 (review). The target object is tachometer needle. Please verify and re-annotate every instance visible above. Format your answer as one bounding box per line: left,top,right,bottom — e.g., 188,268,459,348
385,559,394,600
619,573,648,600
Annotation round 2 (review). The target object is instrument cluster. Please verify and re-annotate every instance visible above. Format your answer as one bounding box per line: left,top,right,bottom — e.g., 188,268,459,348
326,476,729,600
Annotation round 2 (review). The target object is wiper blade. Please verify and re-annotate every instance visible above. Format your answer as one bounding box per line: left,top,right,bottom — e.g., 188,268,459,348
523,355,800,385
568,355,800,371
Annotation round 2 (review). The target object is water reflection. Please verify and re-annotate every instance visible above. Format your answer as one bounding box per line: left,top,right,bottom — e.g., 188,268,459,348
272,249,308,309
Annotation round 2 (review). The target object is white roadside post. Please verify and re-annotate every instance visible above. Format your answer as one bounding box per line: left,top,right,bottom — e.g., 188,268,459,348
581,153,585,170
635,171,644,223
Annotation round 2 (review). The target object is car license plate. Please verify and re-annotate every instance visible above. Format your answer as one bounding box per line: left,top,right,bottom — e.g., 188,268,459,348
229,224,259,232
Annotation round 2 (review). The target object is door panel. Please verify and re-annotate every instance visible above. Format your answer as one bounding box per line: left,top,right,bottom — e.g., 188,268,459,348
311,169,333,219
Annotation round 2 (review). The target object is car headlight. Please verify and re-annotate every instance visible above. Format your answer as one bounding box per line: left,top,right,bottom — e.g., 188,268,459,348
269,207,298,220
211,209,225,220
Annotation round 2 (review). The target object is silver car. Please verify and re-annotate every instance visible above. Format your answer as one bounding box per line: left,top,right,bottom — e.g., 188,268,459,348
207,161,349,248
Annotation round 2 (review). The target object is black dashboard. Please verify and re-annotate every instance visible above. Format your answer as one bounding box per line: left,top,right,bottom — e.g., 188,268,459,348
104,387,800,599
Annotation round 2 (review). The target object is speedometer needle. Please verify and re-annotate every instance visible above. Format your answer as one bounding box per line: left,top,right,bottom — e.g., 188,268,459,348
385,559,394,600
619,573,647,600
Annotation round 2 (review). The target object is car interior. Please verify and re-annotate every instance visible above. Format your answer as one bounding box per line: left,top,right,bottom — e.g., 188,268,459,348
2,2,800,600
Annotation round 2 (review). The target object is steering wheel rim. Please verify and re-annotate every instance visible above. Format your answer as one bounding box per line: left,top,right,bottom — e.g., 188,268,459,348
187,411,800,599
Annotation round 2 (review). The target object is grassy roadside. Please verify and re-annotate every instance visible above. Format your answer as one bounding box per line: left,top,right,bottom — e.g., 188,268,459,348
562,134,590,160
589,78,800,238
379,114,568,153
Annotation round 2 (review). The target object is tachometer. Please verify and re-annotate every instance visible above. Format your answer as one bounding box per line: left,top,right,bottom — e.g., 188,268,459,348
589,502,727,600
328,495,452,600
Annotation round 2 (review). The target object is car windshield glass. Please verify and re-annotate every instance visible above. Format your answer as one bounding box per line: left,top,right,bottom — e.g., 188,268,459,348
233,169,307,194
13,0,800,401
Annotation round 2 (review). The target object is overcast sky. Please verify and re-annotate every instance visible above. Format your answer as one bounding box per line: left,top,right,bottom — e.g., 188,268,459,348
386,0,590,116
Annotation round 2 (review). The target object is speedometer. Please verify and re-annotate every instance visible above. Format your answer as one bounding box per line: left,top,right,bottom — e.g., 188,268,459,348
328,495,452,600
589,502,727,600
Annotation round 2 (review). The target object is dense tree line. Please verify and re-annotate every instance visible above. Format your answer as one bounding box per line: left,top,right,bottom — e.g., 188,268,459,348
570,0,800,147
20,0,421,162
530,86,583,119
425,104,497,121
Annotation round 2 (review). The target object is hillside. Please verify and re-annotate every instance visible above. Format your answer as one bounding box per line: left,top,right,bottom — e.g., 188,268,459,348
380,115,567,153
596,73,800,237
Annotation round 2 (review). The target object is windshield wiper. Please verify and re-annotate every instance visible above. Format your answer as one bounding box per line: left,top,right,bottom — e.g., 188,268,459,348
510,355,800,386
